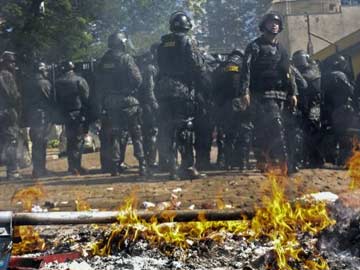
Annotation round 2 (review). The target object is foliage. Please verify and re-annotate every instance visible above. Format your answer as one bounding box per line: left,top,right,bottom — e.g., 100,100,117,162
0,0,271,63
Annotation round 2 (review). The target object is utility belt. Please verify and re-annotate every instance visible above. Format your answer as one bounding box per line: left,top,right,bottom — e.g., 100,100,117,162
263,90,287,100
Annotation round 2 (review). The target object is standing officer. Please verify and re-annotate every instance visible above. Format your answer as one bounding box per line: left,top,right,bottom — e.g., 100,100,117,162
322,55,355,166
292,50,323,168
0,51,22,180
138,44,159,170
24,62,54,178
214,49,252,170
55,61,90,175
239,13,297,173
157,11,208,179
97,32,148,177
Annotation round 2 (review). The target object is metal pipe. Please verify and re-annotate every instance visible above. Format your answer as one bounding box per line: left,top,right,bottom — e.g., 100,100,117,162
12,209,253,226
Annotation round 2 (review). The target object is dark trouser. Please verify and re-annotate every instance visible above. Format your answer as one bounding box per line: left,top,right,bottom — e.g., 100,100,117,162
158,100,196,176
142,105,158,167
0,124,20,177
284,110,304,170
30,121,52,174
110,110,145,174
223,119,252,169
64,111,86,172
100,116,113,172
303,118,323,167
194,112,213,169
331,107,355,166
254,99,288,168
216,126,226,167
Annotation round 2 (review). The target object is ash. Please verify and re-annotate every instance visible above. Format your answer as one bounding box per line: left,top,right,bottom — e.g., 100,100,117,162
40,201,360,270
43,233,274,270
318,201,360,270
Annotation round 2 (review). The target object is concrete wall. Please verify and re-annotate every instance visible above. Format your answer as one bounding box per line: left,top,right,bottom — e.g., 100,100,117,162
273,5,360,54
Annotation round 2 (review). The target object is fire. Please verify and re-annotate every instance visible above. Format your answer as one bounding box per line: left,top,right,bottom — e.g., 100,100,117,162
11,185,47,255
347,142,360,190
75,199,91,211
11,184,46,211
250,172,335,269
91,172,335,270
12,226,46,255
91,195,250,256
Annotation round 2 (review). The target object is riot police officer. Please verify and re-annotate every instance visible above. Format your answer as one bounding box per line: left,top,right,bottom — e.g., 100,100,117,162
0,51,22,180
322,55,355,166
356,72,360,111
239,13,297,174
156,11,207,179
138,44,159,170
97,32,148,177
292,50,323,168
55,61,90,175
214,49,252,170
24,62,54,178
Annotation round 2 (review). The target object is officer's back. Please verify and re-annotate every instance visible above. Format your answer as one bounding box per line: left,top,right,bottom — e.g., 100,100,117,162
56,62,89,116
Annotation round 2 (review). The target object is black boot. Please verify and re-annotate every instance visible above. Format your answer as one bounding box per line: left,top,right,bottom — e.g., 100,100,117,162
138,158,149,177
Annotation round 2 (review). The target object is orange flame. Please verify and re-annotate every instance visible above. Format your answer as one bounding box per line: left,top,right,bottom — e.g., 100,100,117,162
11,184,46,211
347,141,360,190
91,171,335,270
11,185,47,255
250,172,335,269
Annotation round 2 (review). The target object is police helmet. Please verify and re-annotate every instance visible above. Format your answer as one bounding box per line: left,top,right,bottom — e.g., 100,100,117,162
108,32,128,50
37,62,48,71
292,50,310,69
60,61,75,72
259,13,283,34
332,55,350,73
0,51,16,63
229,48,244,58
169,11,192,32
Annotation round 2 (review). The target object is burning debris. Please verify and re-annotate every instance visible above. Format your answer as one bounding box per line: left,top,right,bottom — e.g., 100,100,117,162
8,154,360,270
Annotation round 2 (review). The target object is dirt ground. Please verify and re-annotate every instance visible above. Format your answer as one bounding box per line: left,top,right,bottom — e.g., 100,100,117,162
0,146,353,213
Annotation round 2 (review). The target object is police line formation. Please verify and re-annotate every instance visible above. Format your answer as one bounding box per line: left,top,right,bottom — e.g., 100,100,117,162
0,12,359,181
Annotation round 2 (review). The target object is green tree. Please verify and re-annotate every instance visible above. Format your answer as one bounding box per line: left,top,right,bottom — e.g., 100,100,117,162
0,0,93,63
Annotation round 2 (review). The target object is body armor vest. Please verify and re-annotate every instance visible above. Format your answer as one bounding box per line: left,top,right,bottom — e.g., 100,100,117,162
251,41,289,95
98,51,131,95
158,33,189,80
56,73,82,112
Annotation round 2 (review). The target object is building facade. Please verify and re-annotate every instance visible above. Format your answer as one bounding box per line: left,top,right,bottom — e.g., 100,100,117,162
271,0,360,55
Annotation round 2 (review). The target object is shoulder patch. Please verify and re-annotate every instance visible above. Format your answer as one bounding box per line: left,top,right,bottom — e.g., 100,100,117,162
163,41,176,48
224,65,239,72
102,63,115,69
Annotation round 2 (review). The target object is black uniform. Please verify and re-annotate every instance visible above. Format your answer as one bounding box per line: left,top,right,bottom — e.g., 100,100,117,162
0,68,21,179
24,72,54,177
323,69,355,165
296,62,323,167
355,73,360,111
55,70,90,174
157,32,207,179
138,55,159,169
214,53,252,170
97,49,147,176
240,36,297,171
